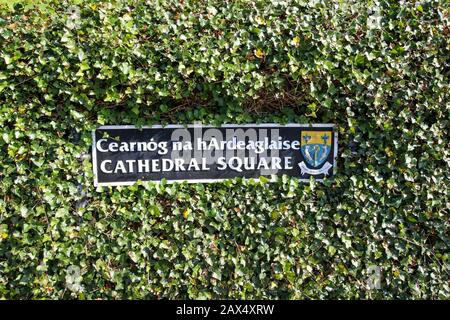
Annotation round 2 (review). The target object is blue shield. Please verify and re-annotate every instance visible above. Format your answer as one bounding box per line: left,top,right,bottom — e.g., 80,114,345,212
300,131,332,168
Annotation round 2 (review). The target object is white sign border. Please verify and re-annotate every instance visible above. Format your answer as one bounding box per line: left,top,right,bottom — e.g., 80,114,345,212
92,124,338,187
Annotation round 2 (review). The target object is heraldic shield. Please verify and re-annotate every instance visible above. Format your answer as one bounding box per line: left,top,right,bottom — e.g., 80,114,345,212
299,131,333,176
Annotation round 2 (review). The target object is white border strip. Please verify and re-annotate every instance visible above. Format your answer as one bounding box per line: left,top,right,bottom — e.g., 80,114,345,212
92,124,338,187
92,129,99,187
333,131,338,176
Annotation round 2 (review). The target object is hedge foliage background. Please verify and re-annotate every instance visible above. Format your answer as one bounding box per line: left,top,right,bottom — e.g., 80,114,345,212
0,0,449,299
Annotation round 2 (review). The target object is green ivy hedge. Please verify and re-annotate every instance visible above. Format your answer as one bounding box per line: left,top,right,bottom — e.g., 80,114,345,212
0,0,449,299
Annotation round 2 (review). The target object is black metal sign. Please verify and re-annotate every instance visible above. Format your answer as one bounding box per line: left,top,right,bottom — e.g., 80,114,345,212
92,124,337,186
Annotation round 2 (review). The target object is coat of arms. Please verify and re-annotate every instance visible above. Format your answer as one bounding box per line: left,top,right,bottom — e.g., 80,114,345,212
299,130,333,176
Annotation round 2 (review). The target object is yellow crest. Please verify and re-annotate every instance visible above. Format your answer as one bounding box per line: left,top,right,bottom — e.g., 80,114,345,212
300,131,332,167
